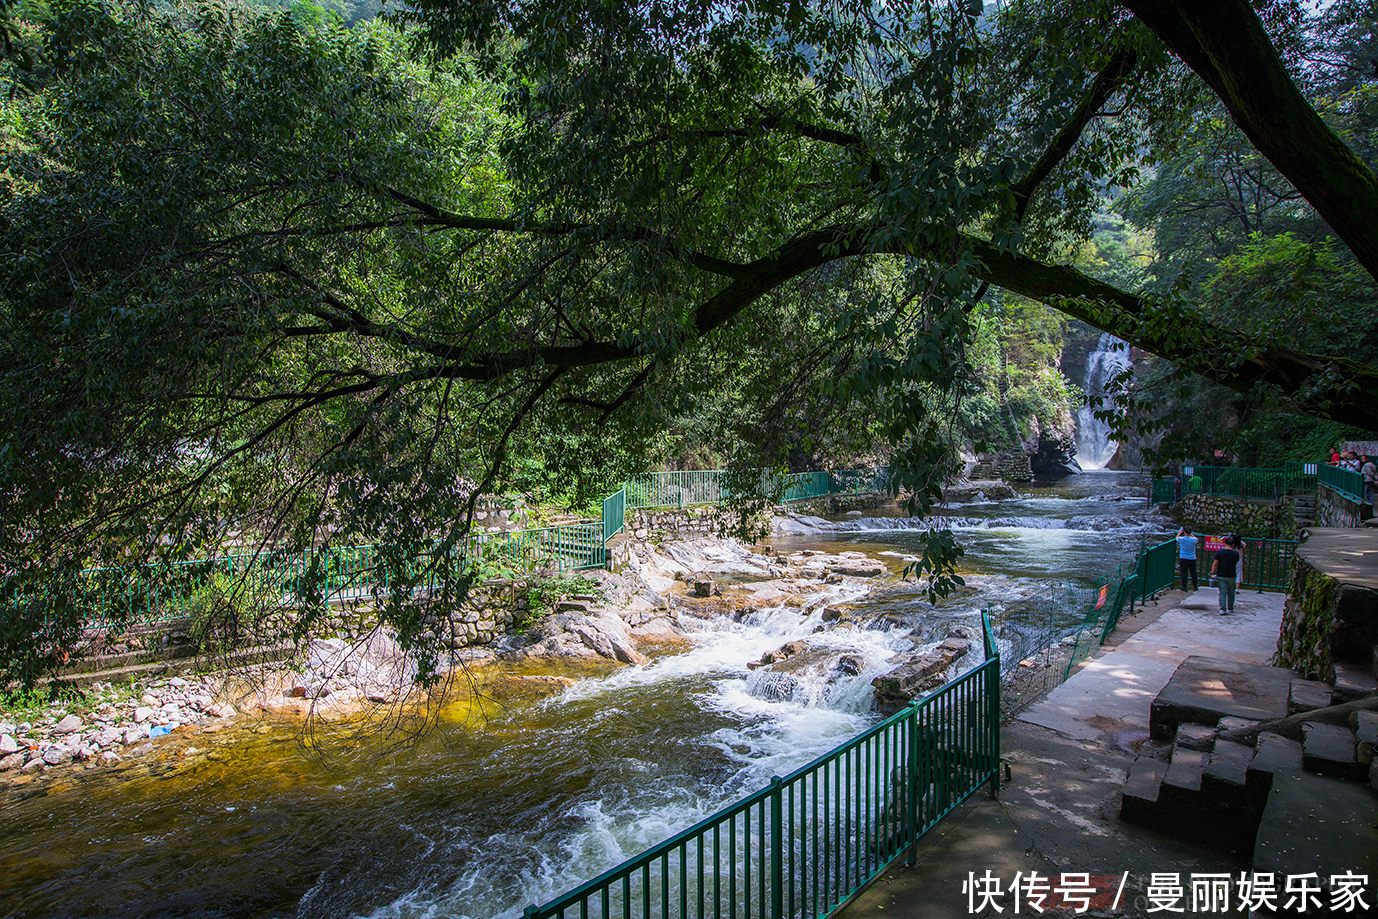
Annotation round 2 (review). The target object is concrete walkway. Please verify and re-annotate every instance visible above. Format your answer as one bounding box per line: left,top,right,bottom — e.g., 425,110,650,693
839,588,1287,919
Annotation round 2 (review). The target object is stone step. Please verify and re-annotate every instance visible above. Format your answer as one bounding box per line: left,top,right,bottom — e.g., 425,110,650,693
1163,746,1208,793
1301,721,1366,781
1354,710,1378,766
1203,738,1253,789
1247,732,1304,804
1288,678,1332,714
1119,752,1168,824
1332,662,1378,702
1253,770,1378,884
1121,736,1261,852
1174,722,1216,751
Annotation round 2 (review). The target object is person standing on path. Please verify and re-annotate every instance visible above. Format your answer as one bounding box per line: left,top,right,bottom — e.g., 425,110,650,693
1211,534,1242,615
1361,455,1377,517
1176,526,1199,591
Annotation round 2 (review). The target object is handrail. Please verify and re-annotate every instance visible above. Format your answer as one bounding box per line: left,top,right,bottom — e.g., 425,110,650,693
1317,463,1365,503
524,611,1000,919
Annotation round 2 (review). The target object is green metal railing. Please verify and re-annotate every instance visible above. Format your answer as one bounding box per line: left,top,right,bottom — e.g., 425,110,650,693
1151,462,1323,506
781,471,832,503
1318,463,1365,503
622,467,890,512
524,612,1000,919
625,471,729,510
1124,534,1298,603
55,523,606,631
1133,539,1178,602
1237,537,1299,592
31,462,895,631
603,488,627,544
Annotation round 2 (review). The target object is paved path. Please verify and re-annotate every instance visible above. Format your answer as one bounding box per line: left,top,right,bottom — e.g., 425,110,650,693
839,588,1287,919
1018,587,1284,744
1297,527,1378,591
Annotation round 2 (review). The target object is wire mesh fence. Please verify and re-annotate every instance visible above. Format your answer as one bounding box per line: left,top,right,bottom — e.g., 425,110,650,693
991,561,1140,719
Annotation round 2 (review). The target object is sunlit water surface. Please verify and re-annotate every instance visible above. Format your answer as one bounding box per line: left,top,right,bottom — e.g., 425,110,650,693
0,471,1167,919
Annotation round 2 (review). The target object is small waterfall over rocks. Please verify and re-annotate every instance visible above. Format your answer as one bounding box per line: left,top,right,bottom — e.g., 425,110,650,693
1075,332,1131,469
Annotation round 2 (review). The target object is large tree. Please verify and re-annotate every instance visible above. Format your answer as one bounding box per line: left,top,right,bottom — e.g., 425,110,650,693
3,0,1377,683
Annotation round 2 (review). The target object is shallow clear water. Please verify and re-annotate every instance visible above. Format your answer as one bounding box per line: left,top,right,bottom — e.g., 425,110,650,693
0,471,1166,919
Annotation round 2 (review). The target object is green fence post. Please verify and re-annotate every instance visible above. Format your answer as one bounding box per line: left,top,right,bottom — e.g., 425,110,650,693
770,776,784,919
905,702,921,866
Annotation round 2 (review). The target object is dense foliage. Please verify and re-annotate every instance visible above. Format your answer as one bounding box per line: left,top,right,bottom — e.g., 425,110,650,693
3,0,1378,683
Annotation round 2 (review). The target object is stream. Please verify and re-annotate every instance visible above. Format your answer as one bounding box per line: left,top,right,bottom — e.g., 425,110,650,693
0,471,1164,919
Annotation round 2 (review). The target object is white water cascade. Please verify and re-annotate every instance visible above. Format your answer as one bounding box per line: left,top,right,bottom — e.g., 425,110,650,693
1074,332,1131,470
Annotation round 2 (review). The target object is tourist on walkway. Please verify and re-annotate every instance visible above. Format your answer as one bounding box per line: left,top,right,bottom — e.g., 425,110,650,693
1362,455,1377,519
1176,526,1199,591
1211,534,1242,615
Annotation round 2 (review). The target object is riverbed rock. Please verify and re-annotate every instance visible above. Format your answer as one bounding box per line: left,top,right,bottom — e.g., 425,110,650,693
0,753,24,772
871,639,973,714
690,578,717,598
566,613,649,665
135,706,153,723
749,640,808,669
0,734,17,755
42,745,73,766
508,610,649,666
831,558,887,577
834,653,867,677
55,714,83,734
21,758,44,774
628,617,688,645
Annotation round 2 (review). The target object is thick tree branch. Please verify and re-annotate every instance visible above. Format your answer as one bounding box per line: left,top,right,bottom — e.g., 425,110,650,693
1120,0,1378,282
949,235,1378,433
381,186,752,278
633,114,870,157
1012,48,1139,222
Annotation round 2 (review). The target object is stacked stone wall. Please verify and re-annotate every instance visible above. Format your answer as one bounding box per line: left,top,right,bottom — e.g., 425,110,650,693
68,579,539,672
1316,484,1363,528
1276,553,1378,680
1276,557,1340,680
790,493,895,516
995,453,1034,483
1174,494,1298,539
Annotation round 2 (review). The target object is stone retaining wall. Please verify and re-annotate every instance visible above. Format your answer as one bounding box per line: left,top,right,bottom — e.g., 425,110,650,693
67,579,540,675
995,453,1034,483
1316,484,1363,528
1275,549,1378,680
790,492,895,516
1174,494,1299,540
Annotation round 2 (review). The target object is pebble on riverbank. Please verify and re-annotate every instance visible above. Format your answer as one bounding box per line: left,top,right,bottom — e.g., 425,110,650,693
0,674,236,783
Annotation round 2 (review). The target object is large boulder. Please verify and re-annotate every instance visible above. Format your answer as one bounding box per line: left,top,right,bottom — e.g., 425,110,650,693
871,639,972,714
507,611,649,666
1029,432,1081,480
831,558,887,578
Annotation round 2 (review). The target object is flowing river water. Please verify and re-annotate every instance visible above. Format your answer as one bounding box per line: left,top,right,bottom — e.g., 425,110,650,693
0,471,1164,919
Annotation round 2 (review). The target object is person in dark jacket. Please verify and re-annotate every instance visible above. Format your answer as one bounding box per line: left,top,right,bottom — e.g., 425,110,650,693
1211,534,1243,615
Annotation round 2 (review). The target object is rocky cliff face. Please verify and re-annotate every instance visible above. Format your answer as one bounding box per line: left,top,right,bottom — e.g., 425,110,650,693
1029,432,1081,480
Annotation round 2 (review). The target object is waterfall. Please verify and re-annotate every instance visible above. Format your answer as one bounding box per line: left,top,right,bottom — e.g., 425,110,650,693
1075,333,1130,470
